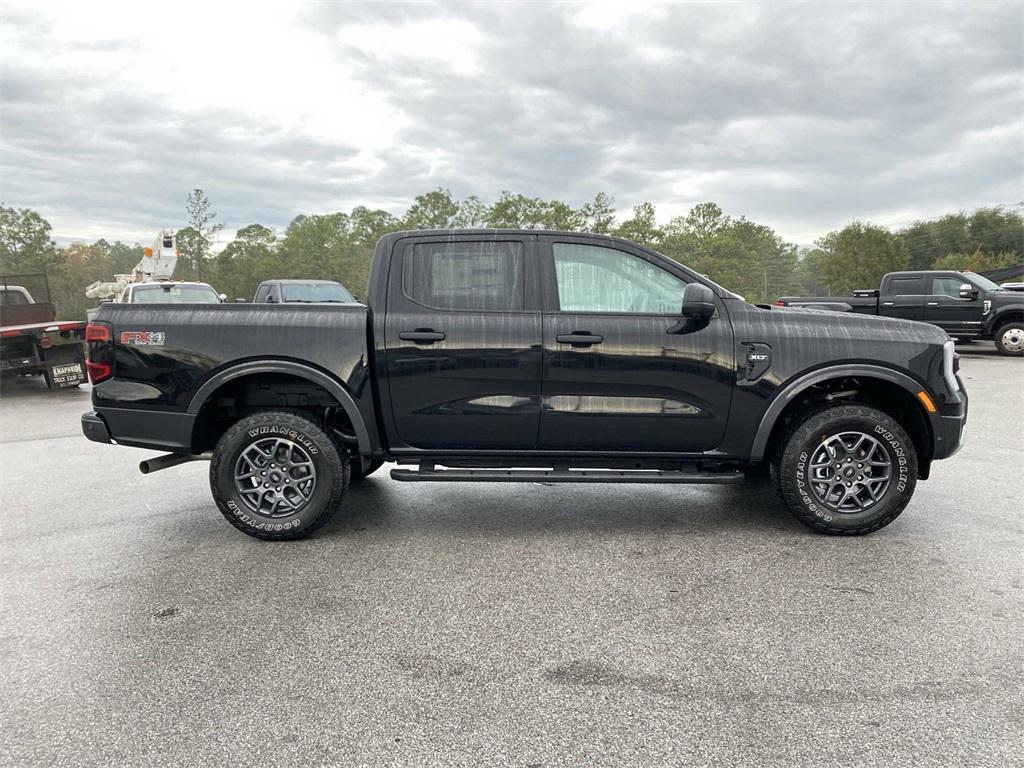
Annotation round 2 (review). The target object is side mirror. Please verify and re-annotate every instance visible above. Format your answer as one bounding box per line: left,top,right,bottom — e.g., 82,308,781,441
219,293,228,302
958,283,977,300
681,283,715,320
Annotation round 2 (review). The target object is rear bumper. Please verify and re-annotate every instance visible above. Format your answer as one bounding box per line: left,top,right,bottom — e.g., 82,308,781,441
82,407,195,451
81,411,112,444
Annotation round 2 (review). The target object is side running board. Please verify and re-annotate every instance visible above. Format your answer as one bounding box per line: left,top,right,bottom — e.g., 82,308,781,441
390,467,744,484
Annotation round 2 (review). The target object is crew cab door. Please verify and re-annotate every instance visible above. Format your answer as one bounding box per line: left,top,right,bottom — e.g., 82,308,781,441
878,275,925,321
923,274,985,337
381,235,542,450
537,236,734,452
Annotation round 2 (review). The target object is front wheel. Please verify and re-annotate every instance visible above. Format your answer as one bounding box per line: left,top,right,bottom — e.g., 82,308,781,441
994,322,1024,356
771,405,917,535
210,410,350,540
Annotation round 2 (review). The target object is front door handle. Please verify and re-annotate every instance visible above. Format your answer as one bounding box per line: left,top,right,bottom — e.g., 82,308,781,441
399,329,446,344
556,332,603,347
882,301,895,307
926,301,939,306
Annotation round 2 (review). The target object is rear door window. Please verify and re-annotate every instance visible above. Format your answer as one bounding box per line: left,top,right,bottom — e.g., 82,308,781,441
403,241,525,311
888,276,926,295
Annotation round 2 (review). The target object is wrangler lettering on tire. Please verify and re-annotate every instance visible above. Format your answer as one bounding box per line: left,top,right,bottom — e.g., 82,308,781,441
209,410,349,540
771,404,918,535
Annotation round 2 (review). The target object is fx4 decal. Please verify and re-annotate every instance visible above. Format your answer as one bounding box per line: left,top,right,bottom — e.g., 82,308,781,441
121,331,166,346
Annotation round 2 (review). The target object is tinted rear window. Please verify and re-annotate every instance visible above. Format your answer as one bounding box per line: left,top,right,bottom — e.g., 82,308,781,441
402,241,525,311
888,277,925,295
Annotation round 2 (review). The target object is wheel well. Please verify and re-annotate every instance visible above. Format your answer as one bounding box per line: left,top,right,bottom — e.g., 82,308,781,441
763,376,933,477
190,372,359,454
993,311,1024,331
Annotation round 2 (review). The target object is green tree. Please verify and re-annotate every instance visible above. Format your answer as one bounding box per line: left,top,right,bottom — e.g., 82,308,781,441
579,193,616,234
484,191,548,229
182,189,223,281
452,195,488,228
403,188,458,230
933,249,1023,274
796,248,830,295
661,203,797,302
0,206,61,274
213,224,277,300
107,241,145,274
54,241,114,319
818,222,909,294
174,226,205,281
537,200,584,231
613,202,662,247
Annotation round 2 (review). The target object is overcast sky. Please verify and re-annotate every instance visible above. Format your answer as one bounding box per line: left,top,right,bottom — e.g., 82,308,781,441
1,0,1021,247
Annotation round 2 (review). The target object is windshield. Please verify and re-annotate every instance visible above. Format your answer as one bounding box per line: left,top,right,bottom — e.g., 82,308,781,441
964,273,1003,292
131,285,222,303
280,282,355,303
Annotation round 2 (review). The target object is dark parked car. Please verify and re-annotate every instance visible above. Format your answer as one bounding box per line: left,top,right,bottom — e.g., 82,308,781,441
778,270,1024,355
82,231,966,539
253,279,357,304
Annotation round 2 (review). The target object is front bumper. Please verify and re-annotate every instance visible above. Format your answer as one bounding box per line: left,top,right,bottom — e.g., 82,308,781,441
933,383,967,460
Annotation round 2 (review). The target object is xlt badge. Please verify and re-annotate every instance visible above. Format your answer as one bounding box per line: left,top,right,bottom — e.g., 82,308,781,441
743,342,772,382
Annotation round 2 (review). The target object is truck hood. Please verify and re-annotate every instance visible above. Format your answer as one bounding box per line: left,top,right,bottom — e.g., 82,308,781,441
759,303,950,345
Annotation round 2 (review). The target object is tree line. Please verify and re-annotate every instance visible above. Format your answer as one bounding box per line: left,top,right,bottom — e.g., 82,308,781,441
1,190,1021,320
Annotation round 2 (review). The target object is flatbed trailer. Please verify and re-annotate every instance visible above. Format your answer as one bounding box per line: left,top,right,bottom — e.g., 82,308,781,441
1,274,87,389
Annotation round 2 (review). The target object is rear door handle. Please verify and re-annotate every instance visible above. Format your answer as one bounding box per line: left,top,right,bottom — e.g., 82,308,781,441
926,301,939,306
399,329,446,344
882,302,895,307
556,332,603,347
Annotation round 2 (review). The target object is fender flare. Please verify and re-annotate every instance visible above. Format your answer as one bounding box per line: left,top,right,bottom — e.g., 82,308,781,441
985,304,1024,335
186,359,372,456
748,363,934,462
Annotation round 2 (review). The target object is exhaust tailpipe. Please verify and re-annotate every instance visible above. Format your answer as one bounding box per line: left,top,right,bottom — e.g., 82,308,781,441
139,453,211,474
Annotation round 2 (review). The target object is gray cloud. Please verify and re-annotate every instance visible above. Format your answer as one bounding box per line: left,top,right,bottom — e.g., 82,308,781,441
1,1,1021,244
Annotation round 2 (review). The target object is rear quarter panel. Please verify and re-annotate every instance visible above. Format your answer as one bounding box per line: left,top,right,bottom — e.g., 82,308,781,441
92,303,372,416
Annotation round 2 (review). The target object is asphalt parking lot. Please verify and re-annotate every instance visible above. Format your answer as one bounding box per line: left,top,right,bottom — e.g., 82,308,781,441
1,343,1022,767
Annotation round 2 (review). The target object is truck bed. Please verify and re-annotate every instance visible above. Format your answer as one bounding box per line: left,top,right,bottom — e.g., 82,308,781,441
88,302,374,451
775,294,879,313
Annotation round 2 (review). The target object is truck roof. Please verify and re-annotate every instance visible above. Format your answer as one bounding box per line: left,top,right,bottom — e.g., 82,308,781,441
259,279,344,285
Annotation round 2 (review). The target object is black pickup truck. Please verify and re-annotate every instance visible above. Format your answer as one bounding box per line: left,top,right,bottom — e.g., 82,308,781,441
777,270,1024,355
82,230,967,539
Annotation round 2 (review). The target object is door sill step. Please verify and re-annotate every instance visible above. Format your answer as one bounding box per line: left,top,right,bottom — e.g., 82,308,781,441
389,467,744,484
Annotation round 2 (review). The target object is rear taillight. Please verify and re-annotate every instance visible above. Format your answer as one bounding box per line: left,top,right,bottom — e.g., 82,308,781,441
85,321,113,384
85,323,110,343
775,300,786,307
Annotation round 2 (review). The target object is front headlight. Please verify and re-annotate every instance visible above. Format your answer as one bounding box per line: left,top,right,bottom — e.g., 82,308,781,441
943,340,960,394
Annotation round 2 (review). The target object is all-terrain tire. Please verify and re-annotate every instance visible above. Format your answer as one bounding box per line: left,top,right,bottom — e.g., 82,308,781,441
770,404,917,535
349,457,385,482
210,410,350,540
994,321,1024,356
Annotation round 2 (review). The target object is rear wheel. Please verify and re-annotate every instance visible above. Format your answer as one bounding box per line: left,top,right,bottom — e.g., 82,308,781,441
994,322,1024,356
210,410,349,540
771,404,917,535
